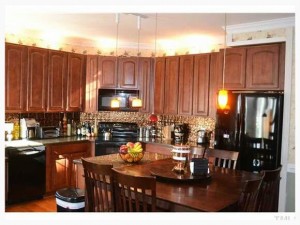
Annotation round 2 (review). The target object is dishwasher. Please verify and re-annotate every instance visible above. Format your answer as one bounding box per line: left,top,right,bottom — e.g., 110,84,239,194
5,141,46,204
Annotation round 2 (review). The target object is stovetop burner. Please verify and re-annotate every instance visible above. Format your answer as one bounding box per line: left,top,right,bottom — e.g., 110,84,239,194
97,122,138,143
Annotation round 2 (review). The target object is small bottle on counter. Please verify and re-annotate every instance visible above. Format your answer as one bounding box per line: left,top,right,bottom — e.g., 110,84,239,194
76,122,82,136
72,120,77,136
13,120,20,140
67,119,72,136
62,113,67,136
81,122,86,136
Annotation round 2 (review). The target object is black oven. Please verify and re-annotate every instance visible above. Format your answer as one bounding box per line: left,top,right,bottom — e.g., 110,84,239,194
95,122,138,156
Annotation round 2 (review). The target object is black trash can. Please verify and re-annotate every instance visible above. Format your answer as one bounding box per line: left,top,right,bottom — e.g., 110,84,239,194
55,187,85,212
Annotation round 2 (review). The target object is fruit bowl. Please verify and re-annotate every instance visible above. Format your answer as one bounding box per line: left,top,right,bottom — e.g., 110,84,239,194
119,142,144,163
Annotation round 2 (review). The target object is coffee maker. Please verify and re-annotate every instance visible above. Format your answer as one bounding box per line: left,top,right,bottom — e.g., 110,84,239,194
25,118,40,139
174,124,189,144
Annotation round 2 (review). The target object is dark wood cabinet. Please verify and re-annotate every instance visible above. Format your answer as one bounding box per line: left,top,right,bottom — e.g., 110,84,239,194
47,50,67,112
246,44,284,90
46,142,91,194
27,47,48,112
193,54,210,116
154,57,166,114
178,55,194,115
208,52,221,119
98,56,138,89
5,43,27,112
219,43,285,90
164,56,180,115
138,57,153,113
118,57,138,89
220,47,246,90
66,53,85,112
85,55,98,112
98,56,117,88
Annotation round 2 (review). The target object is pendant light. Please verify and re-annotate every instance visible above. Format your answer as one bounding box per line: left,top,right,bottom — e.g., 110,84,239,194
131,15,143,108
111,13,120,108
218,13,228,110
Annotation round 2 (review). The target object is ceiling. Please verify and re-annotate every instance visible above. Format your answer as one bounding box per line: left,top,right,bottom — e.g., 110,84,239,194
5,12,294,52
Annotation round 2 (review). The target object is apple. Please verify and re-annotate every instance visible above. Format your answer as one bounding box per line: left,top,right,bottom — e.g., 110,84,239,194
126,142,135,149
119,145,128,154
149,114,158,122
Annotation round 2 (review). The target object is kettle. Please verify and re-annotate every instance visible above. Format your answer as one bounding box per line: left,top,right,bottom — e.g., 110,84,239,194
197,129,212,144
103,129,112,141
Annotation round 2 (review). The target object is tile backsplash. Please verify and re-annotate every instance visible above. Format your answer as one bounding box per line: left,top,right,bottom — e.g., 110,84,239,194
80,112,215,143
5,111,215,143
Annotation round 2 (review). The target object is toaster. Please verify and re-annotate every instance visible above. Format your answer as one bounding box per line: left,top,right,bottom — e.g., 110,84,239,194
36,126,60,139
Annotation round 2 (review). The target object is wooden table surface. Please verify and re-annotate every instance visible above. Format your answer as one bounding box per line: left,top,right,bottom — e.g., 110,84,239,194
83,152,260,212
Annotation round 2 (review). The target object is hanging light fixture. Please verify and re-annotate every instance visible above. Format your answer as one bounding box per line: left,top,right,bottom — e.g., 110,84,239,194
131,15,143,108
111,13,120,108
218,13,229,110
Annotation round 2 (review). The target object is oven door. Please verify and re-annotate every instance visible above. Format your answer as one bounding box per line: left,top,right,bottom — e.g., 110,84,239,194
95,141,125,156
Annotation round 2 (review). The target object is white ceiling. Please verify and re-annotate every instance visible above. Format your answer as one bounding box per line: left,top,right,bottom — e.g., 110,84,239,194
5,12,294,49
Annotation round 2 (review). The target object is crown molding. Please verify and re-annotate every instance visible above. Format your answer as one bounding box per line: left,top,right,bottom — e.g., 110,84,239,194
226,17,295,34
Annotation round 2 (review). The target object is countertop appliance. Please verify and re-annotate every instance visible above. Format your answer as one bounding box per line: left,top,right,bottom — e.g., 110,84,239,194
95,122,138,156
98,89,140,112
214,91,283,172
197,129,212,145
36,126,60,139
5,140,46,204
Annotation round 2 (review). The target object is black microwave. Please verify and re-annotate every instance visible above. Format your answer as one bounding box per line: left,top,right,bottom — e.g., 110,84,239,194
98,89,139,111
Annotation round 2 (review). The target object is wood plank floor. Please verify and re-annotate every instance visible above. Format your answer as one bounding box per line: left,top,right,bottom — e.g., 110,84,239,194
5,195,57,212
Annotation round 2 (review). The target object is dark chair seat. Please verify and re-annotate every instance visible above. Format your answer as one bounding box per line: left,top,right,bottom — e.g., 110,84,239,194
112,169,157,212
81,158,115,212
257,166,282,212
237,178,263,212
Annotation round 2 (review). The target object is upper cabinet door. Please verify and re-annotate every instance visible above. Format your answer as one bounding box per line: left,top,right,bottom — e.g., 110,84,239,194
47,50,67,112
178,55,194,116
27,47,48,112
154,57,166,114
246,44,283,90
118,57,138,89
164,56,179,115
138,57,153,113
66,53,85,112
84,55,98,112
98,56,117,88
5,43,28,112
221,48,246,90
193,54,210,116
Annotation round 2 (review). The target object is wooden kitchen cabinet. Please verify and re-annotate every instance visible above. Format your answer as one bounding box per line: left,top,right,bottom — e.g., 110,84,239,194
118,57,138,89
193,54,210,116
219,43,285,90
139,57,153,113
246,44,285,90
98,56,118,88
47,50,68,112
220,47,246,90
66,53,86,112
154,57,166,114
164,56,180,115
5,43,27,112
27,46,48,112
84,55,98,112
46,141,91,194
178,55,194,115
98,56,138,89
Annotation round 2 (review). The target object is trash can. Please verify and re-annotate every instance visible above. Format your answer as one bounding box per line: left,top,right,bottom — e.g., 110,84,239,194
55,187,85,212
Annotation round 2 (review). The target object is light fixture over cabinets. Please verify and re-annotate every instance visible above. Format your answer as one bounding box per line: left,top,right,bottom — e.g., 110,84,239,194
131,15,143,108
110,13,120,109
217,13,229,110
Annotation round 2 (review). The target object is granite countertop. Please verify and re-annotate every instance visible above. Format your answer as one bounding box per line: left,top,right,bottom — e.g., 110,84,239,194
6,136,205,148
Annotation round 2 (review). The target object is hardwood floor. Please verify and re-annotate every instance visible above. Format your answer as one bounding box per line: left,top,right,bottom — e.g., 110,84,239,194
5,195,57,212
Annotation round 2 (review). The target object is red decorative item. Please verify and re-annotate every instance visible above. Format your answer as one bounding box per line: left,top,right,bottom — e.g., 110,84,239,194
149,114,158,123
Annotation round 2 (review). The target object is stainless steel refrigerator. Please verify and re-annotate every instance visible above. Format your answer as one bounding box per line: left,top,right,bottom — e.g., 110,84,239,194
214,91,284,172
